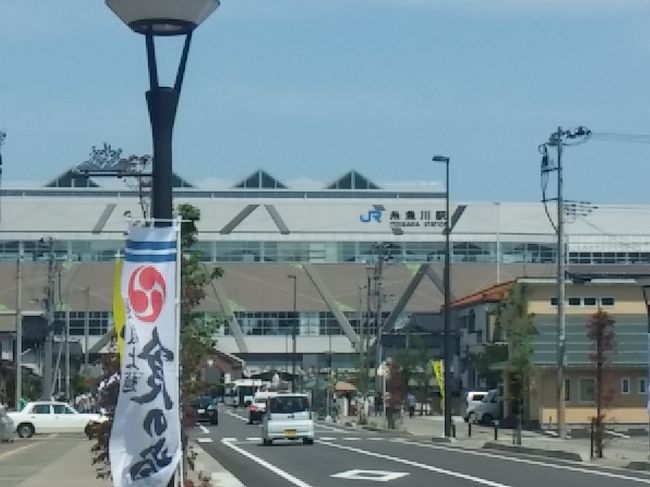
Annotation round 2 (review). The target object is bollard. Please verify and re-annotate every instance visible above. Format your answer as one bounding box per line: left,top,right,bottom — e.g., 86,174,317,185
468,421,472,438
590,418,595,460
451,423,456,438
494,421,498,441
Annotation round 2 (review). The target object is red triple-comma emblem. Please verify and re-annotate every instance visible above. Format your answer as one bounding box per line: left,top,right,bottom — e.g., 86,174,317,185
128,266,166,323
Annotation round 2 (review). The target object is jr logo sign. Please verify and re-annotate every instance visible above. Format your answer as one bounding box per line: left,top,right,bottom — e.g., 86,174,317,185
128,265,167,323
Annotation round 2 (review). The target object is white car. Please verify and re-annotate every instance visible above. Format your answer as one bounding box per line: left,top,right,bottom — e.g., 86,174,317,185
7,401,106,438
261,394,314,446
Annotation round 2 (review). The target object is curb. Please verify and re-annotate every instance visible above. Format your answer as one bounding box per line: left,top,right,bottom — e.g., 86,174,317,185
430,436,456,444
191,442,245,487
626,461,650,471
482,442,583,462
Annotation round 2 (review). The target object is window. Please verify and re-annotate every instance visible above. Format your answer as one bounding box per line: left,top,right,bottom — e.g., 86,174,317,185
579,378,595,403
564,378,571,402
53,405,75,414
621,378,631,395
568,297,581,306
583,297,597,306
600,297,615,306
640,378,647,395
550,297,558,306
31,404,51,414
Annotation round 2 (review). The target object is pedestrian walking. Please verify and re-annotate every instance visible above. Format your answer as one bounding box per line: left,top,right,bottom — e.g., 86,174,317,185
406,392,416,418
374,391,383,416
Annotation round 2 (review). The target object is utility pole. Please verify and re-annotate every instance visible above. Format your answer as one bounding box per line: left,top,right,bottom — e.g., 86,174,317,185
84,286,90,375
42,237,55,400
14,242,23,410
373,244,387,393
433,154,452,438
287,275,297,393
553,127,567,439
540,126,591,439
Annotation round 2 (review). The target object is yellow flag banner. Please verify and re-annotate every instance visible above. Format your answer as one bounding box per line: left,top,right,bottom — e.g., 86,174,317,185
113,258,126,363
432,360,445,411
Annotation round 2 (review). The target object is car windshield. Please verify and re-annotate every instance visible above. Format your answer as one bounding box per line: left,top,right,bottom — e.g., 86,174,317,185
190,397,214,408
269,396,309,414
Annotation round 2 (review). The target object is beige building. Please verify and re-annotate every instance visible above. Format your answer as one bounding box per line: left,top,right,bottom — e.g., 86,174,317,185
456,278,649,426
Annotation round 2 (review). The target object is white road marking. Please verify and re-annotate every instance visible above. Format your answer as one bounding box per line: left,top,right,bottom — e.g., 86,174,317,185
320,437,336,441
246,437,260,442
343,437,361,441
196,438,213,443
368,437,383,441
222,439,314,487
394,439,650,484
606,429,632,439
317,440,512,487
225,410,248,422
331,469,409,482
316,423,349,433
198,424,210,434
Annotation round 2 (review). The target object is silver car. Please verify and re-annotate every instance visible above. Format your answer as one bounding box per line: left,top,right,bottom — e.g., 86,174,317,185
0,405,15,442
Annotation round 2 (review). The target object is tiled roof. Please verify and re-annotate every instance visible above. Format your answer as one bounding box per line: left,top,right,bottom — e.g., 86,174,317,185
450,280,516,309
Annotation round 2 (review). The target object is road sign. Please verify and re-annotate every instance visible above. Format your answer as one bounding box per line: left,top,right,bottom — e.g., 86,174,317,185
331,469,409,482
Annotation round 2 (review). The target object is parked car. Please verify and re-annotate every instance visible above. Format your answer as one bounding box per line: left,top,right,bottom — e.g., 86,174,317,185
474,389,502,424
7,401,106,438
0,405,15,442
261,393,314,446
248,391,277,425
190,396,219,425
463,390,488,423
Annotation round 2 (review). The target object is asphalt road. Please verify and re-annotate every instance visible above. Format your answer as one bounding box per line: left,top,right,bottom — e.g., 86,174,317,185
195,407,650,487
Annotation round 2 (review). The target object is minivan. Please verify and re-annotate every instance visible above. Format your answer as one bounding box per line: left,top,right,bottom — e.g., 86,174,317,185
261,394,314,446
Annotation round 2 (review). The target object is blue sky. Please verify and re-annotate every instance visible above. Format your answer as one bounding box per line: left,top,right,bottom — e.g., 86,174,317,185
2,0,650,202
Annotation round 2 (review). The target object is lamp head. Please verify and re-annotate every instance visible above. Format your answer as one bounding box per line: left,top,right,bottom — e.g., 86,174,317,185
432,155,449,163
106,0,220,36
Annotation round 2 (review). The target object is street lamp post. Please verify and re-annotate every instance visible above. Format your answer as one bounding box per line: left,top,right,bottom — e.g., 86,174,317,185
106,0,220,226
287,274,298,392
433,154,452,438
639,283,650,458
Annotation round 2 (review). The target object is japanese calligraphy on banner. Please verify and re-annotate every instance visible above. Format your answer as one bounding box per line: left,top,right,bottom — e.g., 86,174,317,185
110,225,180,487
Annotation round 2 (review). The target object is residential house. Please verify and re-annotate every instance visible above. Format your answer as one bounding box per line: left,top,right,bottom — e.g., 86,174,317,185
455,277,648,426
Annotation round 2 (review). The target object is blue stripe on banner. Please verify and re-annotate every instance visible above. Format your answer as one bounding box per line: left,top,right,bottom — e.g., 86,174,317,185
124,253,177,263
127,240,176,251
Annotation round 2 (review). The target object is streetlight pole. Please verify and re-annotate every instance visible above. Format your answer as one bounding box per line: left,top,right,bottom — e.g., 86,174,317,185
14,242,23,410
287,274,298,392
639,283,650,458
433,155,452,438
106,0,221,226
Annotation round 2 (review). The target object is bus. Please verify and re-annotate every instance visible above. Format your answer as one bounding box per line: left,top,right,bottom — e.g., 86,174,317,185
224,379,268,407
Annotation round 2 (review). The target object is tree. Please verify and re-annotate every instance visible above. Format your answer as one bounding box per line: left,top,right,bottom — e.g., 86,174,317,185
385,360,403,429
468,343,508,389
494,283,536,438
586,309,617,458
391,341,437,414
91,203,222,485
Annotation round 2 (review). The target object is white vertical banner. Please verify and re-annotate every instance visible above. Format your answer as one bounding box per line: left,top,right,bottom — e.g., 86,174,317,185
110,224,181,487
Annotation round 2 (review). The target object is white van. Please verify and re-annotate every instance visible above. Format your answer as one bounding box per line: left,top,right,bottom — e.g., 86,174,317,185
474,389,502,424
463,390,488,423
261,394,314,446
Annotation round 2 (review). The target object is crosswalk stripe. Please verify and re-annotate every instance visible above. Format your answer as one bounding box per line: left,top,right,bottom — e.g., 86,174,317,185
197,438,213,443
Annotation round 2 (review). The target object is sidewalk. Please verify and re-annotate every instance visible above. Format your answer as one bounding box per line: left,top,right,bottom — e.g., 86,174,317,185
14,440,110,487
342,413,650,469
